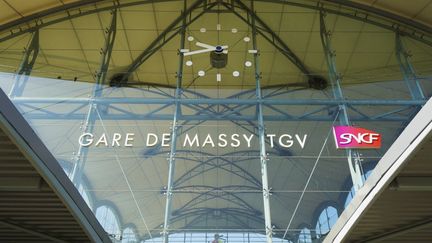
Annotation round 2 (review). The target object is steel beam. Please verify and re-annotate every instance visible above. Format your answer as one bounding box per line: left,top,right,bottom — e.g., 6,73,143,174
170,207,266,228
121,0,211,82
173,151,262,188
250,2,273,241
173,185,260,213
256,0,432,47
11,94,420,122
320,11,364,191
18,113,412,122
392,33,425,157
225,1,310,76
8,30,39,98
324,0,432,35
1,0,432,48
70,10,117,186
161,1,187,241
0,0,173,43
12,96,426,106
395,33,425,100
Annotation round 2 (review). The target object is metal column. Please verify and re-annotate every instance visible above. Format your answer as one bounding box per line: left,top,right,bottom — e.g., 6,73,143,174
9,30,39,98
395,33,425,100
319,11,364,191
122,0,207,81
162,1,187,242
230,0,311,76
70,10,117,185
251,1,273,242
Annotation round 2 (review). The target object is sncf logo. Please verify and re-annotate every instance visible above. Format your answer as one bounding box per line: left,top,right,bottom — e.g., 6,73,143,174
333,126,381,149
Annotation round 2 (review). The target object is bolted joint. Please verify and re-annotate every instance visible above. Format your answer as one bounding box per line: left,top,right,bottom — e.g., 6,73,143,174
263,188,272,198
160,186,168,195
266,225,274,236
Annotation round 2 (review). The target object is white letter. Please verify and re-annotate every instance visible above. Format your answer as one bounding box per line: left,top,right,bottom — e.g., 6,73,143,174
146,133,158,147
295,134,307,149
112,133,121,146
183,134,199,147
161,133,171,147
202,134,215,147
243,134,254,148
125,133,135,147
359,133,370,143
266,134,276,147
352,133,363,144
218,134,228,147
231,134,240,147
279,134,293,148
339,133,352,144
95,133,108,147
370,133,379,143
79,133,93,147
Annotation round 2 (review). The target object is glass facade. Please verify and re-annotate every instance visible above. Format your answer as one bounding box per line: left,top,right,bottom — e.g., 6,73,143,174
0,0,431,242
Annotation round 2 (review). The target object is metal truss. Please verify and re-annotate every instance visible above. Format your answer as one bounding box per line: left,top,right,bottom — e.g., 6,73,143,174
258,0,432,47
1,0,432,47
121,0,215,82
250,2,273,241
170,207,266,230
12,95,425,122
319,11,364,191
70,10,117,186
152,148,330,196
223,0,310,77
162,1,188,241
158,207,290,241
395,33,425,100
173,185,261,214
8,30,39,98
2,1,431,242
392,33,426,155
171,150,263,188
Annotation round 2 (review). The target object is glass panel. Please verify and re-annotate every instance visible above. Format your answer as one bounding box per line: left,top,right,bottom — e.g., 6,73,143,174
1,1,430,242
315,206,338,239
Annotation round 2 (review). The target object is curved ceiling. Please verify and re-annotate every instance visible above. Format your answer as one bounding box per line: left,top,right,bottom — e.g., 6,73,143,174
1,0,432,27
0,0,431,242
352,0,432,27
0,0,431,89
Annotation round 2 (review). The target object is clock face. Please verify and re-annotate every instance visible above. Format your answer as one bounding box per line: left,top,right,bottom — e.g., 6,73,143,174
180,20,257,86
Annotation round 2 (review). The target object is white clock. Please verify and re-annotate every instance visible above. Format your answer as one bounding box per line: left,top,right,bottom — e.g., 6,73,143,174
180,24,255,82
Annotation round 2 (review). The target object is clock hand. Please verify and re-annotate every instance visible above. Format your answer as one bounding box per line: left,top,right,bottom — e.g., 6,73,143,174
196,42,215,49
183,43,229,56
183,48,214,56
196,42,229,50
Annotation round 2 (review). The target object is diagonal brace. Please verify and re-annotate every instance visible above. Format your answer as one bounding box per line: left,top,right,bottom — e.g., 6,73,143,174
120,0,214,82
395,33,425,100
319,11,364,192
70,10,117,185
227,0,311,76
9,30,39,97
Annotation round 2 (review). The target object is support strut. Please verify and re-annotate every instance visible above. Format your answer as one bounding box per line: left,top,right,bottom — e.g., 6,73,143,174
9,30,39,98
70,10,117,186
395,33,425,100
161,1,187,241
251,1,273,242
319,11,364,191
118,0,212,84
